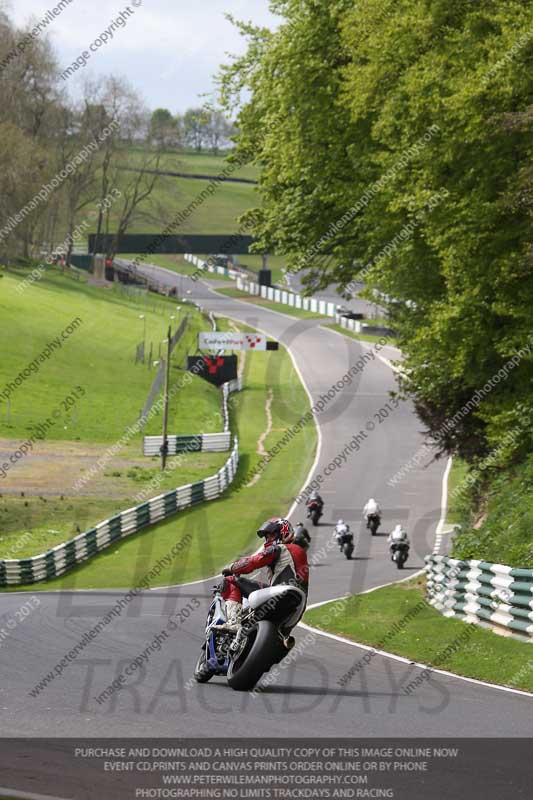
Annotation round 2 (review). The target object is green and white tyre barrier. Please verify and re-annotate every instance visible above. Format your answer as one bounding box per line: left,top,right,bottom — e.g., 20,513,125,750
425,554,533,641
184,254,243,280
235,278,394,337
237,277,337,317
143,378,241,456
143,432,231,456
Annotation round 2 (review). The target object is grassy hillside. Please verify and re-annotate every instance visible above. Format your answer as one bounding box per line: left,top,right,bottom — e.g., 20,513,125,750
450,456,533,568
0,266,317,573
128,148,260,183
109,149,258,235
0,267,204,442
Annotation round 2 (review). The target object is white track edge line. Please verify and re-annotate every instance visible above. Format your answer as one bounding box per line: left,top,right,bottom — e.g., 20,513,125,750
319,325,402,373
299,621,533,699
0,787,70,800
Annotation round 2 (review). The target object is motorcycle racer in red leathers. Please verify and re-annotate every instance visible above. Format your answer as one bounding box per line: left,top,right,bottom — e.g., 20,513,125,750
219,517,309,632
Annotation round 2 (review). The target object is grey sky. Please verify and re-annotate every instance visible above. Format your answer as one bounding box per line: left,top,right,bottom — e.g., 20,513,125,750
7,0,279,111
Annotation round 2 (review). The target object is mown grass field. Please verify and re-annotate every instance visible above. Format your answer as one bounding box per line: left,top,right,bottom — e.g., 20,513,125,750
128,148,260,183
109,150,258,236
305,577,533,693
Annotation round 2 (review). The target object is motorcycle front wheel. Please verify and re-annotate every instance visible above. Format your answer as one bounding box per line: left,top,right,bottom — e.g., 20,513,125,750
194,648,214,683
227,621,281,691
343,543,354,560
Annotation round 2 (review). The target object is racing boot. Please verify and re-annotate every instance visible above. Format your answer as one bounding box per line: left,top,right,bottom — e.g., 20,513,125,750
216,600,242,633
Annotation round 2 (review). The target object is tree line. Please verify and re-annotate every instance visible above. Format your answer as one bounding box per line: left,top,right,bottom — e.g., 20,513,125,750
220,0,533,470
150,108,235,155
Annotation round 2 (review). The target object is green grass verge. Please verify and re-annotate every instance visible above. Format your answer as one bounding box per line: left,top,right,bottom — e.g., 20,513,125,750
305,578,533,693
446,458,470,527
2,319,317,590
214,287,328,320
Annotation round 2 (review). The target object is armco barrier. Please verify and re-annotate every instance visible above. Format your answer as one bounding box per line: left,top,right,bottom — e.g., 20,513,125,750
0,381,242,587
425,554,533,641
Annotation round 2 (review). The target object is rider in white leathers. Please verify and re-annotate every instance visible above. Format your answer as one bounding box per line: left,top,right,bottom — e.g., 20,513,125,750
363,498,381,520
388,524,409,547
334,519,350,545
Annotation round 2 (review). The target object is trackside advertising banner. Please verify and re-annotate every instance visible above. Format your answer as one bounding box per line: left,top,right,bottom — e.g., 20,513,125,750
199,332,267,351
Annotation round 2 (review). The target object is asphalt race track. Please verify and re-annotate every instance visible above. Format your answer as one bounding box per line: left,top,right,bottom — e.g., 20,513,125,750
2,267,531,761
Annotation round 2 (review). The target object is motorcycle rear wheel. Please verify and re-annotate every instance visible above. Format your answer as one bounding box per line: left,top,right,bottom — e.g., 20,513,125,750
227,621,281,691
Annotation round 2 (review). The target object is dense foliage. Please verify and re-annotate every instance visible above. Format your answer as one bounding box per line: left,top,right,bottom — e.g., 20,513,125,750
220,0,533,466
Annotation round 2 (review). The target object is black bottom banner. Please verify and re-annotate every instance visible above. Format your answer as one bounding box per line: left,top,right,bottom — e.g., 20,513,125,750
0,739,529,800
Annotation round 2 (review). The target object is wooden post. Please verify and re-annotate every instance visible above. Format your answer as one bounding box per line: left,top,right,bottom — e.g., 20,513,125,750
161,325,171,470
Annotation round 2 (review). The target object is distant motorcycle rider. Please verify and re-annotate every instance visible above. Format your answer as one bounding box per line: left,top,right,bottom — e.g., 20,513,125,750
308,490,324,509
306,490,324,520
363,497,381,528
294,522,311,550
388,524,410,551
334,518,350,545
219,518,309,632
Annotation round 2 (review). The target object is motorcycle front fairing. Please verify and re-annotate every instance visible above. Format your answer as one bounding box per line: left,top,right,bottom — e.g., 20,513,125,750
204,593,234,675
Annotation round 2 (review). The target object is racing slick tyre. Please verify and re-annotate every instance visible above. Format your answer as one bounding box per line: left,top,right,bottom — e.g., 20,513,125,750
227,621,280,691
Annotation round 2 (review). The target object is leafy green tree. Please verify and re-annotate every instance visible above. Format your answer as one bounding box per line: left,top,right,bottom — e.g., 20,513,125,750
220,0,533,465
